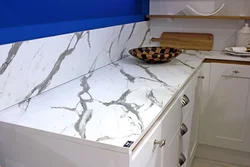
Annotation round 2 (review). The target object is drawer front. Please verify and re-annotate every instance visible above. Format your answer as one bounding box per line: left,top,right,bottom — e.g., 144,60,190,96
132,96,182,167
162,129,180,167
221,64,250,78
131,120,162,167
145,147,161,167
161,96,182,146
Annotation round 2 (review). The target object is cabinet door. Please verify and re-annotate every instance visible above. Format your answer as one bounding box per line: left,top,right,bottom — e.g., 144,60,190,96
132,94,182,167
188,68,204,167
199,63,250,152
161,96,182,167
131,116,162,167
145,148,161,167
179,68,201,167
162,130,180,167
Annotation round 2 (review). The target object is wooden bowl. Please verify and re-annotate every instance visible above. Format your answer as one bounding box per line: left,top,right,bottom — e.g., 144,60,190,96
129,47,182,63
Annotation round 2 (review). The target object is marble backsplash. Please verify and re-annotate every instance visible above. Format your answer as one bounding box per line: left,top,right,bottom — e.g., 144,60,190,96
0,21,150,111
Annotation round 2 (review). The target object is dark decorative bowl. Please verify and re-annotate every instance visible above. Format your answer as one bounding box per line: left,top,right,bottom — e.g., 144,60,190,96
129,47,182,63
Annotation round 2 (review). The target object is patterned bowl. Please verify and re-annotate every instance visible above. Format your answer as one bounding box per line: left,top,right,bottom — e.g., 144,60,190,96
129,47,182,63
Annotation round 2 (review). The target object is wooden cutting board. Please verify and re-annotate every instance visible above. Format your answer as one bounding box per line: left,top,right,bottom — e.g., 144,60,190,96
151,32,214,51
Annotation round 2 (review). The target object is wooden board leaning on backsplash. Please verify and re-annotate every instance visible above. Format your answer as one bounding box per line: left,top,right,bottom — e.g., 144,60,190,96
151,32,214,51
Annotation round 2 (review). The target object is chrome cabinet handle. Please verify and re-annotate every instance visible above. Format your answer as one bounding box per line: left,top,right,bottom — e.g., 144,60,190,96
181,94,190,107
233,70,240,74
198,76,205,79
178,153,186,167
154,139,166,148
180,123,188,136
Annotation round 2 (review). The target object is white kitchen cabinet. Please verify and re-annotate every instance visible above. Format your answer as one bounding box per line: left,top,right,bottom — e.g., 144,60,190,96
132,68,203,167
145,148,161,167
187,105,199,167
179,69,201,167
0,65,202,167
188,67,207,167
132,92,182,167
199,63,250,152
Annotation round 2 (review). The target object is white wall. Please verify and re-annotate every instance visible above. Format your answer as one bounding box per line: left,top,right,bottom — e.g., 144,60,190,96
150,18,245,50
149,0,250,50
150,0,250,16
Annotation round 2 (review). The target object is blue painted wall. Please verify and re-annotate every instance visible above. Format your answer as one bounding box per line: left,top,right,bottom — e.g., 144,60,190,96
0,0,149,44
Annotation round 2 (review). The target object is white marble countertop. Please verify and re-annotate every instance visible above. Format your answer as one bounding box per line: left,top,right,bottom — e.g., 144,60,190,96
1,50,250,150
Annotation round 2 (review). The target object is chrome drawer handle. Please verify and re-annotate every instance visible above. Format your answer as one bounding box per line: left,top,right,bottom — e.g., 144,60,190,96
154,139,166,148
178,153,186,167
180,123,188,136
181,94,190,107
233,70,240,74
198,76,205,79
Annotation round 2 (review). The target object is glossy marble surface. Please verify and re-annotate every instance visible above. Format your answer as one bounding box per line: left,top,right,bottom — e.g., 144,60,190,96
0,21,150,111
1,49,250,149
0,50,201,147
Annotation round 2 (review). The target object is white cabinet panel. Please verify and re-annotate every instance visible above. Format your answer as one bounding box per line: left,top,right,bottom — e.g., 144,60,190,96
210,78,248,140
179,68,201,167
244,83,250,151
188,68,204,167
200,63,250,152
145,148,161,167
131,114,162,167
161,97,182,147
181,108,194,160
162,130,180,167
0,122,130,167
199,63,211,115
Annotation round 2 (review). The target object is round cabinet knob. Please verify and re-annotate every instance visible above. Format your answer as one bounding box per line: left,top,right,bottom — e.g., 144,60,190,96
181,94,190,107
179,153,186,167
180,123,188,136
154,139,166,148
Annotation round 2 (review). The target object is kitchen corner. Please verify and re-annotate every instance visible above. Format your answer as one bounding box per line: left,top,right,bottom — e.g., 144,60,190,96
2,0,250,166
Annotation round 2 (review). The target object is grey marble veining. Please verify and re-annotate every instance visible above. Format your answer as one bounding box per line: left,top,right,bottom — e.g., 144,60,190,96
0,50,206,148
2,41,250,149
25,32,86,99
0,21,150,111
0,42,23,75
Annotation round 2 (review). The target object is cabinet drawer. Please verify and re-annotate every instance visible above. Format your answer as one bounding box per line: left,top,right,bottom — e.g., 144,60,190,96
131,120,161,167
161,96,182,146
145,148,161,167
221,64,250,78
131,95,182,167
163,129,180,167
